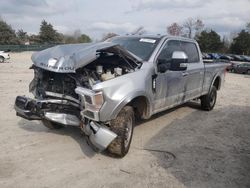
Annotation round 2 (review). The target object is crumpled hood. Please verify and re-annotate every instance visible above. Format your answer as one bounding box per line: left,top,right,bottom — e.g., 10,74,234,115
31,42,142,73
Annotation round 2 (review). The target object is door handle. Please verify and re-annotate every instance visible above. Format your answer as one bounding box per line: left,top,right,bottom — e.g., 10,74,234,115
182,72,189,77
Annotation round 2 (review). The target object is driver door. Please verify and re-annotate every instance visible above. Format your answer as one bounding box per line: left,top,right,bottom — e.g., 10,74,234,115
153,40,186,113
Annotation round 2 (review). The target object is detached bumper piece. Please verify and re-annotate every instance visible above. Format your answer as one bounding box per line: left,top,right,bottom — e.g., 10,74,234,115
15,96,41,120
14,96,80,126
82,121,117,151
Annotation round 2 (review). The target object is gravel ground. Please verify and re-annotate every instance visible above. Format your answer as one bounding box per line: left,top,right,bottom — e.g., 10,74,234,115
0,52,249,188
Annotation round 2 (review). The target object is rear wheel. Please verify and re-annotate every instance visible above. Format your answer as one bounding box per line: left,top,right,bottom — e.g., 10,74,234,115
42,119,64,129
107,106,134,158
201,86,217,111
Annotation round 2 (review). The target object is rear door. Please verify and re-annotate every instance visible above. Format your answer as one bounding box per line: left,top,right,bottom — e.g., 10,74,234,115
179,41,204,102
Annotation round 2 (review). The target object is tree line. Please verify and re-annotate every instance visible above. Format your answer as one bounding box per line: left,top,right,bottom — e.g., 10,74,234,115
167,18,250,55
0,17,250,55
0,19,92,45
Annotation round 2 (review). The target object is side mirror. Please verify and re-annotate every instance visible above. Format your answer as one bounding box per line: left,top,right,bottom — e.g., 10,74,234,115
170,51,188,71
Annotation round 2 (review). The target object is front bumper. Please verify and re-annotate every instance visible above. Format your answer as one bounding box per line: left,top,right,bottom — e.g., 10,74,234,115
14,96,81,126
15,95,117,151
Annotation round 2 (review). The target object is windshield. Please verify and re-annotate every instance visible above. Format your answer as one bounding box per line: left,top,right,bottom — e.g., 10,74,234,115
110,37,160,61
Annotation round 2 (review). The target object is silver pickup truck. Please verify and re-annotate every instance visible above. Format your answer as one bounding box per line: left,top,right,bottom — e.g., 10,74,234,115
15,35,227,157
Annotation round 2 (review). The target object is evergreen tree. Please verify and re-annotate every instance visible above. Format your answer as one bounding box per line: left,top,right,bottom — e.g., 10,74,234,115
230,30,250,55
0,19,19,44
77,34,92,43
197,30,223,52
39,20,62,44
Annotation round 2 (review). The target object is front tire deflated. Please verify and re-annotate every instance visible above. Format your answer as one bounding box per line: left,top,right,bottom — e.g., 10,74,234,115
107,106,135,158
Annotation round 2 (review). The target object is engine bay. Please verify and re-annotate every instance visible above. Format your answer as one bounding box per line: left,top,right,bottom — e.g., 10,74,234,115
75,52,139,87
30,51,140,99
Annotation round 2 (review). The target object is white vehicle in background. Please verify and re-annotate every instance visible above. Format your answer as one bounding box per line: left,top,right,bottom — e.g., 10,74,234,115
0,50,10,62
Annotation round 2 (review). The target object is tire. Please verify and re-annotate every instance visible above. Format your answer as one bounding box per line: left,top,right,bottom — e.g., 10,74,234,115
107,106,134,158
0,56,4,63
201,86,217,111
42,119,64,129
247,70,250,75
231,69,235,73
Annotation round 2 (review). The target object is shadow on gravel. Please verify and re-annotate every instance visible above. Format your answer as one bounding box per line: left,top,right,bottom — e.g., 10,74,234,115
18,119,96,158
136,101,201,126
145,105,250,188
16,101,201,159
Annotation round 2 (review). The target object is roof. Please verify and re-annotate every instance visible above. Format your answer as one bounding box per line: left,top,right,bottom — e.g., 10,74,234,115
110,34,197,43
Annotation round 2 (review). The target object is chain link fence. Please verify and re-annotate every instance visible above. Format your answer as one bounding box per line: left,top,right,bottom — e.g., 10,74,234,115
0,44,59,52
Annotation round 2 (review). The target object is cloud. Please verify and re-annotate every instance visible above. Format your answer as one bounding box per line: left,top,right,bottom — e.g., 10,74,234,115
129,0,211,12
0,0,249,39
0,0,74,16
90,22,137,33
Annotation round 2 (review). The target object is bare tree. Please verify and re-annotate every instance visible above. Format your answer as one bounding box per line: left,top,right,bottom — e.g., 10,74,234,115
16,29,28,43
167,23,183,36
195,19,205,36
73,29,81,39
183,18,204,38
131,26,146,35
183,18,194,38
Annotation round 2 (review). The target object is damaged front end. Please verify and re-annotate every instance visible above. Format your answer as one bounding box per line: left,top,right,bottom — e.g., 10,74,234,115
14,42,141,151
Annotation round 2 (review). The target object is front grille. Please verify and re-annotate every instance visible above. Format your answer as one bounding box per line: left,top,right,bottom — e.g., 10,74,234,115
37,70,78,99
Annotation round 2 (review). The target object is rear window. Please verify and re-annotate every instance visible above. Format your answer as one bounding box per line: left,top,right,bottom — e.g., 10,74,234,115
180,42,200,63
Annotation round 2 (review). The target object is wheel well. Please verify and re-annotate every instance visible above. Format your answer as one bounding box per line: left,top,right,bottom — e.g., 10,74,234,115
213,77,220,90
128,96,150,120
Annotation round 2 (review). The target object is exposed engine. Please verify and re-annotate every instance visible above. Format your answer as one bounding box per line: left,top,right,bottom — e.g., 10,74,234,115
30,51,139,100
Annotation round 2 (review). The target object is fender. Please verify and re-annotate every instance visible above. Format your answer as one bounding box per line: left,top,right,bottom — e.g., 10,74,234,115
209,74,221,92
109,90,153,120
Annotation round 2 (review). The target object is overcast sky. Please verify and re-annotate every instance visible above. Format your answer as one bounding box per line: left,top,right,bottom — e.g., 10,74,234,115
1,0,250,40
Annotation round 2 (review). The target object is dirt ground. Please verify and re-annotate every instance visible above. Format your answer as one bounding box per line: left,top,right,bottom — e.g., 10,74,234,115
0,52,249,188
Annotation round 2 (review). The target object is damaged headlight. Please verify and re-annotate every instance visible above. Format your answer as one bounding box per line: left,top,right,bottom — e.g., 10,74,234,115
84,91,104,110
75,87,104,121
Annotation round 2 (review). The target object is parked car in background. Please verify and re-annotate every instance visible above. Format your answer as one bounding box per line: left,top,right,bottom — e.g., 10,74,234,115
202,53,212,59
230,55,245,62
230,63,250,74
0,50,10,63
226,62,240,72
208,53,220,59
240,55,250,62
219,54,233,61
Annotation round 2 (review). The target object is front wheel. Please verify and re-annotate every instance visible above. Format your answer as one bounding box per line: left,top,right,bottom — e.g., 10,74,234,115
42,119,64,129
0,56,4,63
107,106,134,157
200,86,217,111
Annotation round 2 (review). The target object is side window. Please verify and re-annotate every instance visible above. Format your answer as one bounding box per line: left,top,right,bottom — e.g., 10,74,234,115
157,40,181,63
180,42,199,63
